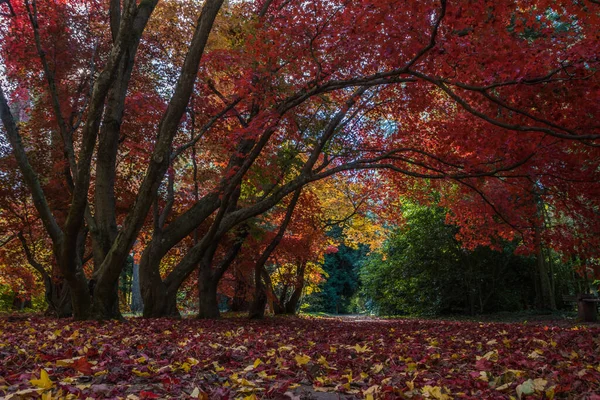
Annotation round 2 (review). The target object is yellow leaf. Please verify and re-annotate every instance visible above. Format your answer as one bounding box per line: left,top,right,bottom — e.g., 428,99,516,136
353,344,371,353
364,385,380,395
179,362,192,373
56,356,81,367
253,358,262,368
478,371,489,382
132,368,150,377
30,369,53,389
213,362,224,372
478,350,499,362
317,355,329,368
315,376,331,385
422,385,451,400
371,363,384,374
496,383,511,391
295,354,311,366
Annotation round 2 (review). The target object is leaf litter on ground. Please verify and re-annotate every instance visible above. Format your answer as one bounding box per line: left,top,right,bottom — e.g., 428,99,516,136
1,315,599,399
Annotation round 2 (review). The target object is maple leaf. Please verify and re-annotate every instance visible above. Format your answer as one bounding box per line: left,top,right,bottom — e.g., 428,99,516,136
30,369,53,389
352,343,371,353
421,385,451,400
72,357,94,375
294,354,311,366
371,363,384,373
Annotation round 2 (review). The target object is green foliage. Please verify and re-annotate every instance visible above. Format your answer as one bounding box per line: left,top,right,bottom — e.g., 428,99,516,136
359,204,538,316
0,284,14,311
304,227,369,314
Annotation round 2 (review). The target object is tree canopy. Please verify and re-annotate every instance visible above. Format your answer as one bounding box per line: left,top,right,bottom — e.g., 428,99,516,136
0,0,599,320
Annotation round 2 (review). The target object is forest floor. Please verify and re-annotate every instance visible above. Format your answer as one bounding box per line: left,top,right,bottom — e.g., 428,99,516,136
1,314,599,399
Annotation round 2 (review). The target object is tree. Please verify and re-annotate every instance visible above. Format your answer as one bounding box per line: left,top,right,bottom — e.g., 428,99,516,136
1,0,599,319
307,241,367,315
360,203,539,316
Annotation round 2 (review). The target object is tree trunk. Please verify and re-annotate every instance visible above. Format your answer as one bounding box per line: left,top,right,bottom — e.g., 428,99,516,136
285,284,303,314
231,277,249,312
131,261,144,313
91,279,122,320
139,242,180,318
249,263,267,319
276,284,289,315
55,283,72,317
197,275,220,319
284,262,306,315
66,269,92,320
535,248,556,311
45,279,72,318
141,281,180,318
249,288,267,319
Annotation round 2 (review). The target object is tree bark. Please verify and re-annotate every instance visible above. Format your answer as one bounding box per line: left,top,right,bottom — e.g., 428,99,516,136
131,261,144,313
284,262,306,314
533,192,556,311
197,270,220,319
248,287,268,319
249,189,301,319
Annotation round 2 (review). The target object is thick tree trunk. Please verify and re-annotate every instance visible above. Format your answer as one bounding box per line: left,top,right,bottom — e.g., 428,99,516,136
91,279,122,320
197,275,220,319
140,282,180,318
65,269,92,320
139,244,180,317
249,266,267,319
44,279,72,318
230,270,249,311
55,283,72,318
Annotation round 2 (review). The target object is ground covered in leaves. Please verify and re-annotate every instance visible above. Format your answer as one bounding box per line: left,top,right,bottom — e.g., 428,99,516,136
1,315,599,399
